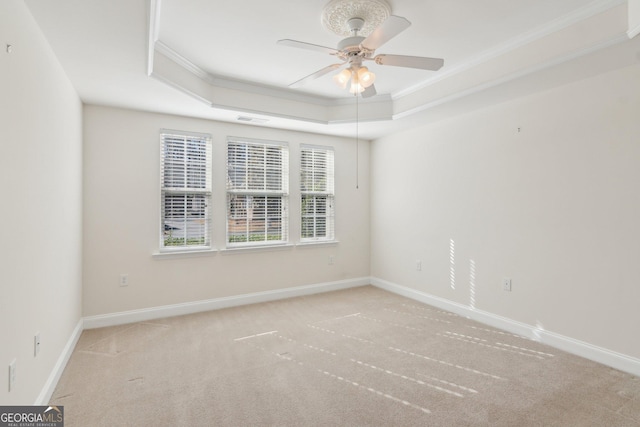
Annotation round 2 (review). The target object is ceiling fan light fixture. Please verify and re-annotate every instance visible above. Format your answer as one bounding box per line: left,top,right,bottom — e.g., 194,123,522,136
349,72,365,94
333,68,351,89
333,66,371,94
357,66,376,88
349,82,365,94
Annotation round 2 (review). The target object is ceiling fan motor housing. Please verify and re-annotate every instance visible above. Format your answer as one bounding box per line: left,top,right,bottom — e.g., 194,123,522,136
347,17,365,34
338,36,365,54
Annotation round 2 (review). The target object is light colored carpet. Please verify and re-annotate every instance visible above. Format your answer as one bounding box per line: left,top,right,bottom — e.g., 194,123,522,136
51,286,640,426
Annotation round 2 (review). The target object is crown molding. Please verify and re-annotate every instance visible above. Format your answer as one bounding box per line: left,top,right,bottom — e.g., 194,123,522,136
154,41,209,82
330,92,393,106
151,48,395,125
146,0,630,132
392,0,627,100
147,0,162,77
153,40,391,108
394,32,629,120
154,41,341,107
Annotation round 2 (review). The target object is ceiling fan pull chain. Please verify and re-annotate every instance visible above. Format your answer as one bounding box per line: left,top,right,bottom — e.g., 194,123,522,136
356,93,359,190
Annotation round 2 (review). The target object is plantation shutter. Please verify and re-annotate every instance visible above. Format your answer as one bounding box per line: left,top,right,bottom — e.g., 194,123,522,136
160,130,212,249
226,138,289,246
300,145,335,241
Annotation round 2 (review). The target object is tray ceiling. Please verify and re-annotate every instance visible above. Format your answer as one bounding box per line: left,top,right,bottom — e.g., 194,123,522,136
24,0,639,138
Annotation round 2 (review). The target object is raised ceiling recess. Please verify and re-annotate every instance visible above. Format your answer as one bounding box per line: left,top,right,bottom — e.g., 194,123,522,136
143,0,635,135
321,0,391,37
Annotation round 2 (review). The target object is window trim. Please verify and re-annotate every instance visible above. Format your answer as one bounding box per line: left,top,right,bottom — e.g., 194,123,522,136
152,248,218,259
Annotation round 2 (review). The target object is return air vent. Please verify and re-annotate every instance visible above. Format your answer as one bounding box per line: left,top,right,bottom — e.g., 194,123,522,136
236,116,269,123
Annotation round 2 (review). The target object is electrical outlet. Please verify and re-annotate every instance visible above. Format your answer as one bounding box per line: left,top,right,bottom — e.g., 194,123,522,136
119,274,129,287
8,359,16,392
502,278,512,292
416,260,422,271
34,333,41,357
328,255,335,265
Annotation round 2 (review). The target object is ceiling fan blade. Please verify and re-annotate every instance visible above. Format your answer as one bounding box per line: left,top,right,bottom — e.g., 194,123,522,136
361,84,377,98
374,54,444,71
277,39,339,56
289,63,344,88
361,16,411,51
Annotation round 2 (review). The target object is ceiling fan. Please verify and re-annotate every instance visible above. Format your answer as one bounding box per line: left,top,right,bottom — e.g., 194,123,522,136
277,2,444,98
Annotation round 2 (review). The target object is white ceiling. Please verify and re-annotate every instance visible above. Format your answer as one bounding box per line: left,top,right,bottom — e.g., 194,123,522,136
24,0,640,139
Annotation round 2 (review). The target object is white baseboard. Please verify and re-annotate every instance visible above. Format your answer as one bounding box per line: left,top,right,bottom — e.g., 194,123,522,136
371,277,640,378
84,277,370,329
36,278,368,405
42,276,639,406
34,318,83,405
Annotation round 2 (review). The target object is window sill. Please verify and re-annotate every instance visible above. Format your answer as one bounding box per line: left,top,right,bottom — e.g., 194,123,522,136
220,243,295,254
152,248,218,260
152,241,336,258
296,240,339,248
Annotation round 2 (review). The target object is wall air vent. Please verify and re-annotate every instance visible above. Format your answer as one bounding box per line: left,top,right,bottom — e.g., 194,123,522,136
236,116,269,124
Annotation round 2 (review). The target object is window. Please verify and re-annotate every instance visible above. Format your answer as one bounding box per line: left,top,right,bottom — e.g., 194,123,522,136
160,130,212,250
226,138,289,246
300,145,334,241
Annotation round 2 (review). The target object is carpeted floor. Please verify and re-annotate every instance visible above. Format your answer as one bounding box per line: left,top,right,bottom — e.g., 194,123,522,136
51,286,640,426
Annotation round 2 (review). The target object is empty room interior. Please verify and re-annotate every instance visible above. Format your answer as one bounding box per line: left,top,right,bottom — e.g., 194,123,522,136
2,0,640,424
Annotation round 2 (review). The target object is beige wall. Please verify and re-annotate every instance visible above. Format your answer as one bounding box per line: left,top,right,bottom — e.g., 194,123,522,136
0,0,83,404
371,63,640,359
82,105,370,316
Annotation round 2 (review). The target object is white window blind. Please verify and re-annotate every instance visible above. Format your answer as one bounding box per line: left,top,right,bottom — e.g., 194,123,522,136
300,145,335,241
160,130,212,250
226,138,289,246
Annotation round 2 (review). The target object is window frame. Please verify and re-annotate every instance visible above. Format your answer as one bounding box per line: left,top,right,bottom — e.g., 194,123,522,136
300,144,335,243
226,137,289,248
159,129,212,252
